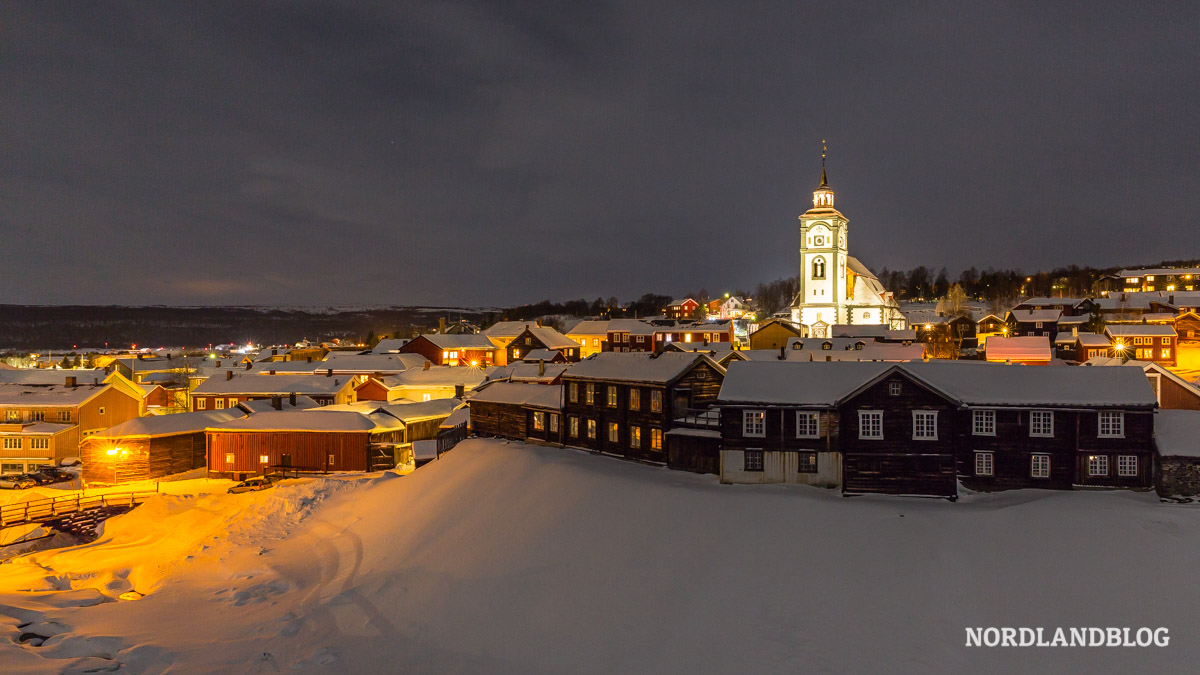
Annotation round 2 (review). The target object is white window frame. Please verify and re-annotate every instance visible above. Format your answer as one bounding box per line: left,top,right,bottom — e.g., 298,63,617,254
1098,411,1124,438
651,428,663,451
2,438,21,450
972,409,996,436
607,386,618,408
1117,454,1138,477
549,414,559,433
196,398,207,410
630,426,641,449
1088,454,1108,476
1029,410,1054,438
30,437,49,450
974,451,994,476
912,410,938,440
858,410,883,440
215,398,225,410
795,411,819,439
743,410,766,438
569,416,579,437
1031,454,1050,478
259,454,269,464
607,422,619,443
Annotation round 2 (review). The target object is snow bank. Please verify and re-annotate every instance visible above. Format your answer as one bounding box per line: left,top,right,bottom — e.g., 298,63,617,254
1,440,1198,672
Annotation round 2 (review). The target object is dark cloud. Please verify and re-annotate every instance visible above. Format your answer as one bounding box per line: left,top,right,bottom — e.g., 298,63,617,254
3,1,1197,306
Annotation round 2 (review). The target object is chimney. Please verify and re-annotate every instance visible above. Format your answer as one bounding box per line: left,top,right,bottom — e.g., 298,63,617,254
226,370,234,381
271,396,282,410
289,392,296,407
65,376,77,387
215,360,222,368
245,362,251,370
423,360,431,370
269,369,276,375
538,359,545,376
326,368,333,377
439,317,447,333
455,384,465,398
779,345,786,360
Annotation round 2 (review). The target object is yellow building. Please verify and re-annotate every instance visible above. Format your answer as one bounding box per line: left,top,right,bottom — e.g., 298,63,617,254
565,320,611,358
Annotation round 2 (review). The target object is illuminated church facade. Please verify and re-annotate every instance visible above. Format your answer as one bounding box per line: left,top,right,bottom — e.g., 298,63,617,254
789,159,905,336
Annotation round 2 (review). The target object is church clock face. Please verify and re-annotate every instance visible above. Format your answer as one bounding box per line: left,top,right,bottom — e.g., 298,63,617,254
814,235,824,247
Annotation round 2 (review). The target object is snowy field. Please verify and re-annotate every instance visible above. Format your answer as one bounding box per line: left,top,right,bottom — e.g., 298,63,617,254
2,439,1198,673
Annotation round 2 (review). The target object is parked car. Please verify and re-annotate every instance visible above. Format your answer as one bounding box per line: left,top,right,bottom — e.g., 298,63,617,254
0,475,36,490
227,475,283,494
37,467,76,483
23,471,58,486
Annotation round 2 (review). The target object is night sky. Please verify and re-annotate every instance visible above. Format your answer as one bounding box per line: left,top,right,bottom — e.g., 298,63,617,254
4,2,1198,307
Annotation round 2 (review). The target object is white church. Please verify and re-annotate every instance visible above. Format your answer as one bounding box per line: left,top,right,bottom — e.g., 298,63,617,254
789,158,906,337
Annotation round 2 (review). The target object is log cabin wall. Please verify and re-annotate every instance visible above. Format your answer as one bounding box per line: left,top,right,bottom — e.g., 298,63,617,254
207,430,369,477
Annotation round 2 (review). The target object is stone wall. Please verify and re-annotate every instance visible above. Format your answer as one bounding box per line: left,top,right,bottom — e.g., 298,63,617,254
1155,456,1200,497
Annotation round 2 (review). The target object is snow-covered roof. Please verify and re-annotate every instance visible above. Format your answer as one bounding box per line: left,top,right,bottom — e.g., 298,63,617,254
606,319,658,335
1118,267,1200,277
984,336,1052,362
0,383,107,406
93,409,246,439
370,338,411,354
1008,308,1062,323
719,360,1156,408
562,352,719,384
382,366,488,388
0,369,108,385
485,363,568,383
1074,334,1112,347
193,374,354,395
0,422,75,436
414,334,496,350
377,398,463,422
1155,410,1200,458
564,320,610,336
1105,325,1177,337
237,395,320,413
521,349,564,361
522,326,579,350
831,325,915,341
1018,297,1086,307
207,410,394,433
483,321,540,338
662,341,735,353
668,298,697,306
440,407,470,428
317,352,429,373
468,382,563,408
739,341,923,362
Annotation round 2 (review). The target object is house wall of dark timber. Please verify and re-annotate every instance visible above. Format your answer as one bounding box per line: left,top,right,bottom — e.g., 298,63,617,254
507,329,581,363
839,372,959,498
1175,313,1200,342
469,400,530,440
561,360,724,463
1152,373,1200,410
82,432,208,485
666,432,720,474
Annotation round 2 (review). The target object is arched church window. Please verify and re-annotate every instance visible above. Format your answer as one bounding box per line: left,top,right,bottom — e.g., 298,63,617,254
813,257,826,279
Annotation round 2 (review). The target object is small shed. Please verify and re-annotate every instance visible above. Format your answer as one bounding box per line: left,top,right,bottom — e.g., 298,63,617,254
1155,410,1200,497
84,409,245,484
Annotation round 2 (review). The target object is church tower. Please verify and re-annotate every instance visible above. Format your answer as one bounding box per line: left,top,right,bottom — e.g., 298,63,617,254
791,142,850,335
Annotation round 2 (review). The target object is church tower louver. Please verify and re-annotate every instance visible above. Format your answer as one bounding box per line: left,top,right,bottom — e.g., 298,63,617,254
789,143,905,336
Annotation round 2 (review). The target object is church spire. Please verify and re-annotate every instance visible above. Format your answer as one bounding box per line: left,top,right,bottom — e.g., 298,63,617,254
813,139,835,208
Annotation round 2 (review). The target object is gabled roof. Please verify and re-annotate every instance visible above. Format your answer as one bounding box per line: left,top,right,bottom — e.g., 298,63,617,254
207,410,396,433
483,321,540,338
562,352,722,385
411,334,496,350
193,374,354,396
984,336,1053,362
1007,308,1063,323
379,366,489,388
718,361,892,406
606,319,658,335
238,395,320,413
370,338,411,354
667,298,697,306
92,409,246,439
1074,333,1112,347
521,326,579,350
521,349,564,361
563,320,611,336
0,383,108,407
0,369,108,385
468,382,563,409
749,318,804,337
1105,325,1178,337
317,352,429,372
484,363,568,384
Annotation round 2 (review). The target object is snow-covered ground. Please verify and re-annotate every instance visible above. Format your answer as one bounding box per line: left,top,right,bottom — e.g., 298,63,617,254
2,439,1198,673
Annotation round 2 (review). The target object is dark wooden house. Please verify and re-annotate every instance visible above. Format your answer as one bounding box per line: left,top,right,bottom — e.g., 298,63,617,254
398,334,498,367
506,327,581,364
83,409,246,485
1176,311,1200,344
561,352,725,465
467,382,563,443
1005,308,1062,338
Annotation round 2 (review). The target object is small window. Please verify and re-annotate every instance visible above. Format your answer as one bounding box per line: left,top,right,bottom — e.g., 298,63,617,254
225,453,235,464
532,411,545,431
549,414,559,433
744,450,764,472
586,384,595,405
422,394,432,402
569,416,579,437
607,422,619,443
31,437,49,450
629,389,640,410
858,411,883,439
1030,410,1053,437
743,410,766,437
630,426,642,449
586,419,596,439
1031,454,1050,478
512,349,520,360
1088,455,1108,476
97,407,105,416
5,410,19,422
328,454,336,465
1161,349,1171,359
1117,455,1138,477
215,398,225,410
975,452,994,476
798,451,817,473
972,410,995,436
650,390,662,412
650,428,663,451
912,411,938,440
259,455,269,464
524,337,532,345
1098,411,1124,438
607,386,618,407
1161,337,1170,345
888,381,902,396
197,398,207,410
31,411,45,422
796,412,819,438
2,438,21,450
568,382,578,403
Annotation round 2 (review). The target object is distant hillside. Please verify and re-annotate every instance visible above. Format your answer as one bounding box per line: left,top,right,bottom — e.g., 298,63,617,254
0,305,495,350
